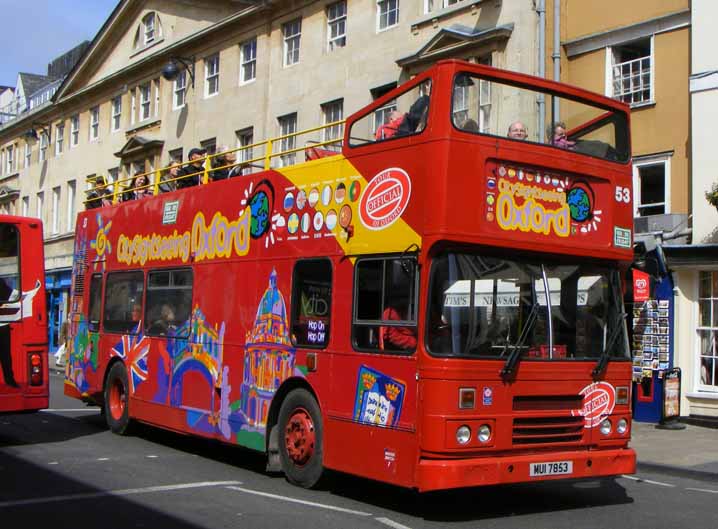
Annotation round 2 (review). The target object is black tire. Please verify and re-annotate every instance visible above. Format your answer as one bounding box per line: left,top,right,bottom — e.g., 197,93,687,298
104,362,133,435
277,389,324,488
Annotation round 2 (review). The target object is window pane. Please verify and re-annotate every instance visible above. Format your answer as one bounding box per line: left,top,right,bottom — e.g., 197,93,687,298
103,271,144,334
145,269,193,337
291,260,332,347
699,271,711,298
0,223,20,302
699,300,711,327
88,274,103,331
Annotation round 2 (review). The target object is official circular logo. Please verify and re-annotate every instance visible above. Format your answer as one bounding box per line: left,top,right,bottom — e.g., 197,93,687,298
572,382,616,428
567,185,592,222
359,167,411,230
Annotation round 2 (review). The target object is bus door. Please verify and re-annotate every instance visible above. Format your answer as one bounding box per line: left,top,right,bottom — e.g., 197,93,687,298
329,256,419,485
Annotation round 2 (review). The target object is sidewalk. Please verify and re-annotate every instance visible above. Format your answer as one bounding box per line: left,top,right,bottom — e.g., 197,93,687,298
630,421,718,480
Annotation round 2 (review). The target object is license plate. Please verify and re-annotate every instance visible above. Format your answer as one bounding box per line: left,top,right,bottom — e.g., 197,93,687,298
529,460,573,477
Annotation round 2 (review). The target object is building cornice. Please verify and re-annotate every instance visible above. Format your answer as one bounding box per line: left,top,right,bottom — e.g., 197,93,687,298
563,9,690,58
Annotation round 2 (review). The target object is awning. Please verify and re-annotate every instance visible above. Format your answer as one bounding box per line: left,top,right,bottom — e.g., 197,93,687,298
662,244,718,270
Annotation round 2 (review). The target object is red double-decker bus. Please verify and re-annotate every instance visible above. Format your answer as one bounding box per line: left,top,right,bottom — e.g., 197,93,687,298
65,60,635,491
0,215,48,413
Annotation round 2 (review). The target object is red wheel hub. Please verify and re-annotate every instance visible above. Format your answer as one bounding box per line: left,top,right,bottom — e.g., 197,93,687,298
108,377,126,421
284,407,315,466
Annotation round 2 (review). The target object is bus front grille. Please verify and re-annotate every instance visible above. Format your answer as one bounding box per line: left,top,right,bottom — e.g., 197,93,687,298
512,416,585,445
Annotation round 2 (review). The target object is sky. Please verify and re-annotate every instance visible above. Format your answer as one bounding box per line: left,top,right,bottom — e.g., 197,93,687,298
0,0,120,87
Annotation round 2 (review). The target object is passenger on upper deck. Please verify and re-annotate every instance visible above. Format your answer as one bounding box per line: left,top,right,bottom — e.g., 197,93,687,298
176,148,206,189
548,121,575,149
123,173,152,202
375,110,405,140
459,117,479,132
86,176,112,209
159,156,182,193
507,121,528,140
398,94,430,135
211,146,243,180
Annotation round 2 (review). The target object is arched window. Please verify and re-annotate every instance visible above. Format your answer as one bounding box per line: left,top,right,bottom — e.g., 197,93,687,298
134,12,163,50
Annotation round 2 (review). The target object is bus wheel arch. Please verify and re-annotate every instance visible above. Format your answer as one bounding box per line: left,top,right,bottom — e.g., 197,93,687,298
266,379,324,487
103,359,133,435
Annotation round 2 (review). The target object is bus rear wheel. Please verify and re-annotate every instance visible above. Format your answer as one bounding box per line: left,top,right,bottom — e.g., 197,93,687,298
104,362,133,435
277,389,324,488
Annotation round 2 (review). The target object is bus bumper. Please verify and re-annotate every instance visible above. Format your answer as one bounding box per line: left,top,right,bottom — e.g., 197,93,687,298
416,447,636,492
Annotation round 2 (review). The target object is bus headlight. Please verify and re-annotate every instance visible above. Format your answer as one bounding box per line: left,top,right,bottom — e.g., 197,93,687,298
600,419,612,436
456,426,471,445
477,424,492,443
616,418,628,434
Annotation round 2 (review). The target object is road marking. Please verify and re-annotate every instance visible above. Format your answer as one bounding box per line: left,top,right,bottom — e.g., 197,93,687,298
48,462,59,465
0,481,242,509
226,486,372,516
41,408,99,412
687,487,718,494
621,475,675,487
376,517,413,529
97,458,110,461
146,455,159,458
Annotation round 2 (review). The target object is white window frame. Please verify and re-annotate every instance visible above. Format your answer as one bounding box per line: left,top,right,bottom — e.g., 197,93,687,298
22,196,29,217
321,99,344,144
89,106,100,141
111,96,122,132
327,1,347,51
605,36,654,107
139,83,151,121
377,0,399,32
173,70,187,109
278,113,297,167
24,142,31,168
424,0,463,13
143,12,156,45
283,19,302,67
632,154,671,217
51,186,60,234
6,144,14,173
236,127,254,170
205,53,220,98
39,132,49,162
240,38,257,85
55,124,64,156
36,191,44,222
70,114,79,147
695,271,718,393
66,180,76,232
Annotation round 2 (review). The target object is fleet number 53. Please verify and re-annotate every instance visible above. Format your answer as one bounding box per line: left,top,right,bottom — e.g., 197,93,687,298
615,186,631,203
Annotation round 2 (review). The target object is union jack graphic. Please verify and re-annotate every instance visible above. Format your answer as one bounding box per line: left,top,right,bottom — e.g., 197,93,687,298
110,323,150,393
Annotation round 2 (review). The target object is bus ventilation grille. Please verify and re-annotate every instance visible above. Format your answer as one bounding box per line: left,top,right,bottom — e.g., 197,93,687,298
512,416,585,445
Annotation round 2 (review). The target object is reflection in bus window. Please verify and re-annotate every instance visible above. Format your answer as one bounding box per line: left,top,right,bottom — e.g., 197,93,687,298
103,271,144,334
145,269,193,337
0,223,20,303
353,257,418,353
88,274,103,332
451,72,630,163
428,253,629,360
291,259,332,348
349,80,432,146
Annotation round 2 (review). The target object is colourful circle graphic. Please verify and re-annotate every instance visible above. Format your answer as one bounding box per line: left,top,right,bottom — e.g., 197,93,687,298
283,192,294,212
301,212,311,233
322,185,332,206
308,187,320,208
349,181,361,202
296,189,307,210
249,191,270,238
339,204,352,228
334,183,346,204
325,209,337,231
313,211,324,231
287,213,299,234
567,186,592,222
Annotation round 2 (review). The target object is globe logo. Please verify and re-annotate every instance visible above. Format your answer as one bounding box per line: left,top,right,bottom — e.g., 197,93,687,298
566,186,591,222
249,190,270,238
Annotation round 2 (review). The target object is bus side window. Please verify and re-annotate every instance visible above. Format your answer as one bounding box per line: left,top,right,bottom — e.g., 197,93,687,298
103,271,144,334
353,257,418,354
0,223,20,303
88,274,103,332
145,269,193,338
290,259,332,348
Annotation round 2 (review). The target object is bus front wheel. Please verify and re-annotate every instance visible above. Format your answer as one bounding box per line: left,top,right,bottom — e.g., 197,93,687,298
277,389,324,488
104,362,133,435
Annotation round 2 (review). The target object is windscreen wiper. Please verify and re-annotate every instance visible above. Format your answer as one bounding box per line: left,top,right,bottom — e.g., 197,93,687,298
592,312,627,380
501,302,540,380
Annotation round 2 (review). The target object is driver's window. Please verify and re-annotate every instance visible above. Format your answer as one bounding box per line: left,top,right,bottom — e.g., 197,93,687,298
349,80,432,147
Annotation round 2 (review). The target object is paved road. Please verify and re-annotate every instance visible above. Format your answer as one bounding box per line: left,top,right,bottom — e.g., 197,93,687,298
1,373,716,528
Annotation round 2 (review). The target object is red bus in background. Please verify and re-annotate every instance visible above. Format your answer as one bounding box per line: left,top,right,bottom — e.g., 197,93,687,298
0,215,48,413
65,60,635,491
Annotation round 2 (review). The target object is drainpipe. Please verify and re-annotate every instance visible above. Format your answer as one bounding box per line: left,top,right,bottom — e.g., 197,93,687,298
537,0,546,143
552,0,561,122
